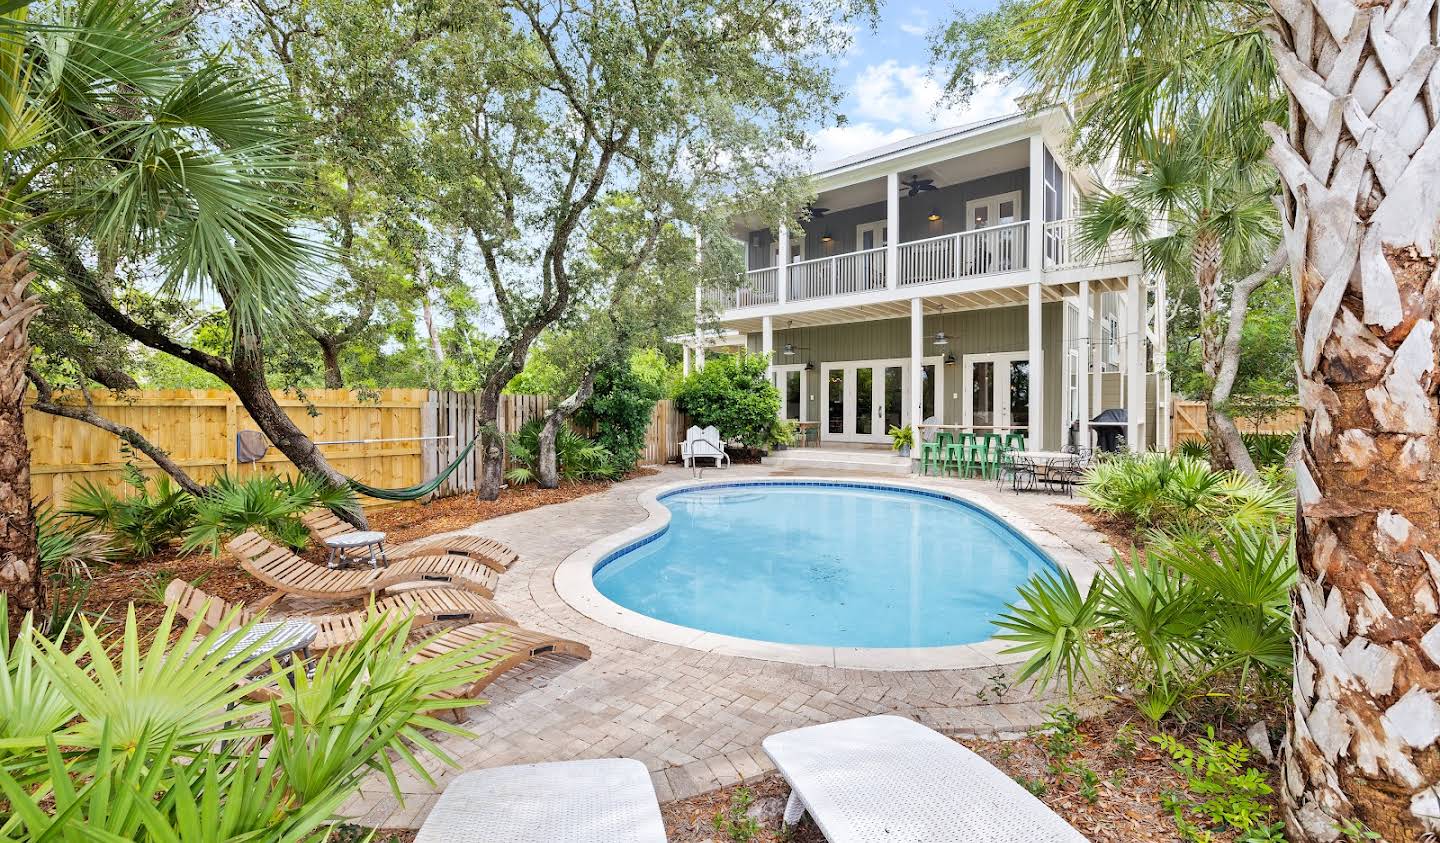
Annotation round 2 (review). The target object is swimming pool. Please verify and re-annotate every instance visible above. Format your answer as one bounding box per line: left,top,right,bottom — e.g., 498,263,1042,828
591,481,1058,649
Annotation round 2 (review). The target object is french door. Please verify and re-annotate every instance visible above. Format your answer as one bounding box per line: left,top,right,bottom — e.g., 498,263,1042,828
821,358,940,444
962,352,1030,434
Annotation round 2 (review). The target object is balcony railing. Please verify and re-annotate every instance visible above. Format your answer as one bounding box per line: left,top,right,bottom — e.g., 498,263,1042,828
897,221,1028,287
1043,218,1134,270
787,246,887,301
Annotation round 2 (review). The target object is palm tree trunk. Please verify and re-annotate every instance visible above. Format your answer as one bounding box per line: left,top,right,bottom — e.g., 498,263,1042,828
0,240,44,626
1265,0,1440,837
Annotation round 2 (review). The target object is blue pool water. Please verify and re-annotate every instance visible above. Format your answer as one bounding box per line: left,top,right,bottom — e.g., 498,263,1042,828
592,482,1056,648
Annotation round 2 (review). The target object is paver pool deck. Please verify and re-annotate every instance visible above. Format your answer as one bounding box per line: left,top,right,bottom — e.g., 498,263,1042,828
339,463,1114,829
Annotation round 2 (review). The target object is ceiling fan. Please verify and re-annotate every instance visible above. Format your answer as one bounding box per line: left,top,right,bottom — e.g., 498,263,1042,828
780,321,810,357
902,174,937,197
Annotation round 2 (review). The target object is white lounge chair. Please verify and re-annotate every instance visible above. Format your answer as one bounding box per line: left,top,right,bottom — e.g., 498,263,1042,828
680,424,729,469
763,715,1090,842
414,758,667,843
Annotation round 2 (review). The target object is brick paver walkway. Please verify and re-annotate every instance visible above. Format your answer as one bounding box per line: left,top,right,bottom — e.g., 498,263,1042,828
339,464,1113,829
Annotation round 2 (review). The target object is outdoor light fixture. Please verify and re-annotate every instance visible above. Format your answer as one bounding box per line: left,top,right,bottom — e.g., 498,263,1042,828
820,230,833,243
943,351,956,365
928,209,942,222
804,361,815,372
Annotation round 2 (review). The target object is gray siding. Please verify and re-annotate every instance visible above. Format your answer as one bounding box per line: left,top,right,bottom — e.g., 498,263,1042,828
746,169,1031,269
747,302,1065,448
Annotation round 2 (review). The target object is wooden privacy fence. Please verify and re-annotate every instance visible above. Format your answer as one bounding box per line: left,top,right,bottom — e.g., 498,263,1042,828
27,388,685,508
1170,398,1304,447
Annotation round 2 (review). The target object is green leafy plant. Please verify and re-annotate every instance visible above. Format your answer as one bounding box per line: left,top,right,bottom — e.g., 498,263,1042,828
712,786,763,842
888,424,915,452
1333,819,1383,840
1153,728,1275,841
1080,453,1293,534
0,598,497,840
578,360,664,473
183,472,358,555
673,352,781,450
1177,439,1212,462
1240,433,1294,469
997,527,1295,721
63,468,197,559
35,507,113,581
505,418,619,486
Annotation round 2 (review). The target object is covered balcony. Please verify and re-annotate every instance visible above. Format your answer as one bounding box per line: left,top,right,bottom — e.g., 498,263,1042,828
708,135,1134,313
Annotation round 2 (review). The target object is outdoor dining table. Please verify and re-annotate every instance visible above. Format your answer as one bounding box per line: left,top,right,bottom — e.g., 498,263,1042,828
1005,450,1080,493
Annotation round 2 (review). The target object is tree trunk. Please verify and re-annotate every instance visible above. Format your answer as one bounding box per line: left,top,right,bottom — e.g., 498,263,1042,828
1193,231,1256,473
0,243,43,628
537,371,597,489
317,337,344,389
476,384,505,501
421,288,445,364
231,334,367,528
1265,0,1440,837
1208,248,1287,476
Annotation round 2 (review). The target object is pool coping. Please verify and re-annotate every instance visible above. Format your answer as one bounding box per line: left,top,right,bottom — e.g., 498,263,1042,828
553,475,1101,671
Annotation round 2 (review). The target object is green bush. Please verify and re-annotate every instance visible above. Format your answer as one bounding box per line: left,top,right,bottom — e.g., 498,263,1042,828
183,473,358,555
1240,432,1294,469
35,508,113,582
578,361,663,473
995,526,1295,722
1080,453,1293,534
672,352,780,450
63,468,196,559
0,600,496,840
505,418,619,485
1153,728,1280,841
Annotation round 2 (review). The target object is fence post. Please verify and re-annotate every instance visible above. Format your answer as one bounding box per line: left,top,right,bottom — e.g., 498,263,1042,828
224,394,238,476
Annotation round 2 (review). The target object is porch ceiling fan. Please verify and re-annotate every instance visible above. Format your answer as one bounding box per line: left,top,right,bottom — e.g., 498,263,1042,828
781,320,809,357
902,174,937,196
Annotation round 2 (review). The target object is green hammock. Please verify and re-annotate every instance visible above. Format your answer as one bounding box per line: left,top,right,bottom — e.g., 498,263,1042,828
345,434,480,502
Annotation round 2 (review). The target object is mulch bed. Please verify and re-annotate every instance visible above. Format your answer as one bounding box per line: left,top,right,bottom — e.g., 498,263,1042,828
70,470,657,639
1058,502,1146,557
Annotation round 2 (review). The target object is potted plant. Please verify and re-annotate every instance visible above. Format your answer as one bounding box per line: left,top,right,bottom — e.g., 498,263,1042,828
888,424,914,457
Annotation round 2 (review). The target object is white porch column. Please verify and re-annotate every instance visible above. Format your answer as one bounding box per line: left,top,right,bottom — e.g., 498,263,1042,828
1027,281,1044,447
1076,279,1091,451
910,298,924,458
1126,274,1146,451
761,316,774,382
777,225,790,303
886,172,900,289
682,345,691,378
1154,274,1169,450
1027,136,1045,274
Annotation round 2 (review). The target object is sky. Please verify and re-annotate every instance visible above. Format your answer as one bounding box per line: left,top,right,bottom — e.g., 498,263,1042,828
808,0,1023,169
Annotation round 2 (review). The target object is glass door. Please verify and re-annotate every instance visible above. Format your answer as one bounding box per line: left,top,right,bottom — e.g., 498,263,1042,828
963,353,1030,434
820,359,934,444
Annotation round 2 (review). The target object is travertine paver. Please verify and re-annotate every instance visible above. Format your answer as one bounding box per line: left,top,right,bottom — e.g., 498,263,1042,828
338,464,1113,828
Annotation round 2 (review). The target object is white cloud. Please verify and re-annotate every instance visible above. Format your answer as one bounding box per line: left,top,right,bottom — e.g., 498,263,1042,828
810,123,913,168
898,22,927,36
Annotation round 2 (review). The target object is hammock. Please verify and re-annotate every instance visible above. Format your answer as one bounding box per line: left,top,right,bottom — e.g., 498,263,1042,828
345,434,480,502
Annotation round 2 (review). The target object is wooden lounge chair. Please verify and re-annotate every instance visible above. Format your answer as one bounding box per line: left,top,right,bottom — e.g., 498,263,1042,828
414,759,665,842
227,532,498,599
164,580,515,650
763,715,1090,842
301,509,520,573
413,622,591,707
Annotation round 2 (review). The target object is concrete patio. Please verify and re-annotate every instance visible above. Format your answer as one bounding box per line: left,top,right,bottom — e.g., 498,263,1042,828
340,463,1114,829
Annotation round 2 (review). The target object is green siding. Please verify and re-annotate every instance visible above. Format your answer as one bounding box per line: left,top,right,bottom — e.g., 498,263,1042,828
747,303,1067,448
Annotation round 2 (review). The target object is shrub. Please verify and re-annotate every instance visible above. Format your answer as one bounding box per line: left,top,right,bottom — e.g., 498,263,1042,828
1153,728,1279,841
63,468,196,559
0,600,495,840
35,508,113,581
577,361,663,473
1080,453,1293,534
995,526,1295,722
1240,432,1294,469
182,472,358,555
673,352,780,450
505,418,619,485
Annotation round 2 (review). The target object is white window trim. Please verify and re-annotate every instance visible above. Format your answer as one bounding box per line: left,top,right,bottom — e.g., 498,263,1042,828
960,350,1031,431
819,357,944,443
965,190,1024,230
772,237,805,265
854,220,888,252
773,363,809,422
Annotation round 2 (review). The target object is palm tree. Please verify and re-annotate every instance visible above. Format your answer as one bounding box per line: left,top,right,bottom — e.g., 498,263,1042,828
1262,1,1440,838
1078,125,1282,474
0,0,307,622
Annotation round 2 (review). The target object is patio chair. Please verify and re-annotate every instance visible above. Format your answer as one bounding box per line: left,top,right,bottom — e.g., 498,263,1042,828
301,509,520,573
164,580,515,650
917,418,944,475
228,532,498,600
413,621,592,711
681,425,729,470
763,715,1090,842
414,759,665,843
1045,450,1091,497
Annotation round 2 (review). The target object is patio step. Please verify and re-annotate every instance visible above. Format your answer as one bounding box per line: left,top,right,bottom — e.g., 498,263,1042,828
761,447,913,476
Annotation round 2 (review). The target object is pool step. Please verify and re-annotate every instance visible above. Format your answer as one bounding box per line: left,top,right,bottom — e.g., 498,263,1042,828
761,448,913,476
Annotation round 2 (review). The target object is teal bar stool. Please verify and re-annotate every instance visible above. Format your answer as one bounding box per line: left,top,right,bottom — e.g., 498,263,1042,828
962,431,987,478
1004,432,1027,452
918,429,945,475
947,432,975,478
981,433,1004,478
934,431,955,476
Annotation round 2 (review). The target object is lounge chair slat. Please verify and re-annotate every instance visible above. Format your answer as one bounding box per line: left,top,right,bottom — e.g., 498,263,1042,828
227,532,496,599
302,508,522,574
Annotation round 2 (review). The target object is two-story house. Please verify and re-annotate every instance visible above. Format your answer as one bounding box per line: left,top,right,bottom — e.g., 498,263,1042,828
681,108,1170,462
